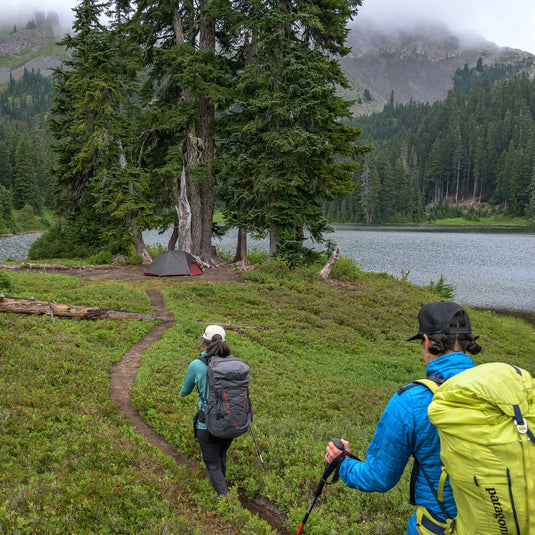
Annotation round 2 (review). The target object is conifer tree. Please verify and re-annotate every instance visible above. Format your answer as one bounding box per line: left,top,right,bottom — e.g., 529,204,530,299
218,0,368,260
0,183,14,234
13,137,39,211
132,0,234,265
50,0,153,262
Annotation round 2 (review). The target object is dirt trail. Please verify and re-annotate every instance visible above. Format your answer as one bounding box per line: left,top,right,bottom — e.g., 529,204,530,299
108,281,290,534
109,289,196,466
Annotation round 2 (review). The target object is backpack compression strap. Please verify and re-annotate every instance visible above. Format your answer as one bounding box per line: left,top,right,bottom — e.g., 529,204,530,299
512,403,535,534
508,363,535,534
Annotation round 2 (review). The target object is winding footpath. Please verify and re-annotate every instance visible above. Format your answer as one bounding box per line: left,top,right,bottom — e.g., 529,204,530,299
108,288,290,534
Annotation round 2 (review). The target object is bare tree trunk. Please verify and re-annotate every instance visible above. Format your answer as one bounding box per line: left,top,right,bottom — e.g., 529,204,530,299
178,165,192,252
183,0,221,266
455,163,460,203
167,223,178,250
269,224,278,259
130,224,152,265
0,296,173,321
319,247,340,279
233,228,248,263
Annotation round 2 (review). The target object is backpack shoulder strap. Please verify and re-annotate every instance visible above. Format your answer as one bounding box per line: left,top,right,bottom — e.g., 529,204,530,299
406,374,446,507
196,355,210,406
397,374,446,396
413,378,441,394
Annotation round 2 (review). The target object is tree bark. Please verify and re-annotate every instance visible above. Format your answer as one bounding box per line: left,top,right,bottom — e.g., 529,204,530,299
233,228,248,263
130,222,152,266
269,224,278,259
178,165,192,252
167,223,178,250
184,0,221,266
0,296,173,322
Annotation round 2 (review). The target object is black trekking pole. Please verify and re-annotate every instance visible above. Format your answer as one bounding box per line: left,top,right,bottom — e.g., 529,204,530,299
296,438,358,535
248,423,266,472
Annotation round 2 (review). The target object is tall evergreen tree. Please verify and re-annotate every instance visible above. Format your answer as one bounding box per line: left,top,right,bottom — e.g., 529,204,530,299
50,0,153,262
132,0,234,264
0,184,15,234
218,0,368,260
12,137,39,211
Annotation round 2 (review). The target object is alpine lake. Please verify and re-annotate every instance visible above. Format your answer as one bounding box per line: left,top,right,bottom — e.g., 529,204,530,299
2,225,535,318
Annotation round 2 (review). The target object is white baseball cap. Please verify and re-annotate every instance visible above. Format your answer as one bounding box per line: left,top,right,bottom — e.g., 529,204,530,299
202,324,226,342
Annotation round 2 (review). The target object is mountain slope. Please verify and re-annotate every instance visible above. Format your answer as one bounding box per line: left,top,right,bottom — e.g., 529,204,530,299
1,16,534,116
0,21,67,84
341,21,535,114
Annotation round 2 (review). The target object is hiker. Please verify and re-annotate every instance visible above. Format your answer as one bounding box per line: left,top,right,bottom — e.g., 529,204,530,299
180,325,234,496
325,301,482,535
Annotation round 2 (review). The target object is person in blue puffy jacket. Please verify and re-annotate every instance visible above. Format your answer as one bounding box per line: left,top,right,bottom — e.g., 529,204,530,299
325,302,482,534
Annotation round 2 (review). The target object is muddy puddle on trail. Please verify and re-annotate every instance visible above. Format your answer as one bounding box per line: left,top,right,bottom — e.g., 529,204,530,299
109,289,292,535
238,491,291,534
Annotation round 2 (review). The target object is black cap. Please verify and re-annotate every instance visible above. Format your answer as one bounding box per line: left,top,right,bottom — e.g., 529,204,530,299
407,301,472,341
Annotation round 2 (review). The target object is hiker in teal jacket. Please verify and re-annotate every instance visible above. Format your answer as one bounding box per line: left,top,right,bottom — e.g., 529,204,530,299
180,325,233,496
326,302,482,535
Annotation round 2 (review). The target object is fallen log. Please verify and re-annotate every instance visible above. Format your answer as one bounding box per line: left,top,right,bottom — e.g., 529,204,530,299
0,295,174,322
0,263,111,271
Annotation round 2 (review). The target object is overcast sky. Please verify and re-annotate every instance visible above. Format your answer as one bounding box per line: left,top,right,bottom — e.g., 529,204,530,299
356,0,535,53
3,0,535,54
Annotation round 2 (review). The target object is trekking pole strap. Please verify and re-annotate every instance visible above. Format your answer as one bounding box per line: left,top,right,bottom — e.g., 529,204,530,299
326,438,361,485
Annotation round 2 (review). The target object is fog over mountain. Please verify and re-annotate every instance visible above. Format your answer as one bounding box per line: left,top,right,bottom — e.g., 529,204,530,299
2,1,73,31
354,0,535,54
341,19,535,114
1,6,534,116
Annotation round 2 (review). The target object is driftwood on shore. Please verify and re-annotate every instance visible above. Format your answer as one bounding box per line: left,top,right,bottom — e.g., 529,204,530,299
0,263,112,271
0,295,174,322
319,246,340,279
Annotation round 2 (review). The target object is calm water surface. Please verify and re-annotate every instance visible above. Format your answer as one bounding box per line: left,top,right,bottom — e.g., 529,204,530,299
2,226,534,314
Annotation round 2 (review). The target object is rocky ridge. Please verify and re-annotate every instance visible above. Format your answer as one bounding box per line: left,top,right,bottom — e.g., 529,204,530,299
341,20,535,114
0,23,66,84
1,17,534,114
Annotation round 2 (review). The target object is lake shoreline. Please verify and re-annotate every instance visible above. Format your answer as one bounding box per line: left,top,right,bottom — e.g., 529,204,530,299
3,227,535,314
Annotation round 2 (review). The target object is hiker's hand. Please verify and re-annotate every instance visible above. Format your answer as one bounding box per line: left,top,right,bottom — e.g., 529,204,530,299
325,439,351,463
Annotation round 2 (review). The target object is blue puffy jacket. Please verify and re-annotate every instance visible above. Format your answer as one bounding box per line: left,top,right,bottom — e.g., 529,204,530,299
339,352,474,534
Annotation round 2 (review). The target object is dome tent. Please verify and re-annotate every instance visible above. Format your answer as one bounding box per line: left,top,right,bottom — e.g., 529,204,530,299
144,250,203,277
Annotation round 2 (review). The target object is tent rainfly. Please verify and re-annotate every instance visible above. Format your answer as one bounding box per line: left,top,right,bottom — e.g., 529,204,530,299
144,250,203,277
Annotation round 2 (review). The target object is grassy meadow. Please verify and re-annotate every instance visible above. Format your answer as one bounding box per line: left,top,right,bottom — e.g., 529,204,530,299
1,260,534,534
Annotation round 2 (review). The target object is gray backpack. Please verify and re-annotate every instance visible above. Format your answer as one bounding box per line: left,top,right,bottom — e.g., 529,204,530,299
200,355,253,438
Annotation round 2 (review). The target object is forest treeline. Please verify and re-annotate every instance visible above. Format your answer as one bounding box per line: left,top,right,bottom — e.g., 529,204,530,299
0,69,55,234
1,6,535,261
325,59,535,224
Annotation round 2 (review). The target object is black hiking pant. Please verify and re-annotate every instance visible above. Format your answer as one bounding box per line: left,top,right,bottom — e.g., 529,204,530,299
196,428,233,495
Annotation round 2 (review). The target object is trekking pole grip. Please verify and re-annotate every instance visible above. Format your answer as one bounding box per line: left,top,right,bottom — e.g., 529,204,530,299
332,438,344,451
331,437,360,462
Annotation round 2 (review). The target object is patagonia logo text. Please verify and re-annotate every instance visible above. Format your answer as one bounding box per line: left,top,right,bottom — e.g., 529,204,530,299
485,488,509,534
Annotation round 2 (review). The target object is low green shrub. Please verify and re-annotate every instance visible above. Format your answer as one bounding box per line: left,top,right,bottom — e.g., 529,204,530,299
0,270,13,292
146,243,167,258
330,255,363,281
87,250,114,265
425,274,456,300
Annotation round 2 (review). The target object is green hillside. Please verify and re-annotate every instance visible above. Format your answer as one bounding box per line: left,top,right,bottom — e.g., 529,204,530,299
1,262,534,534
